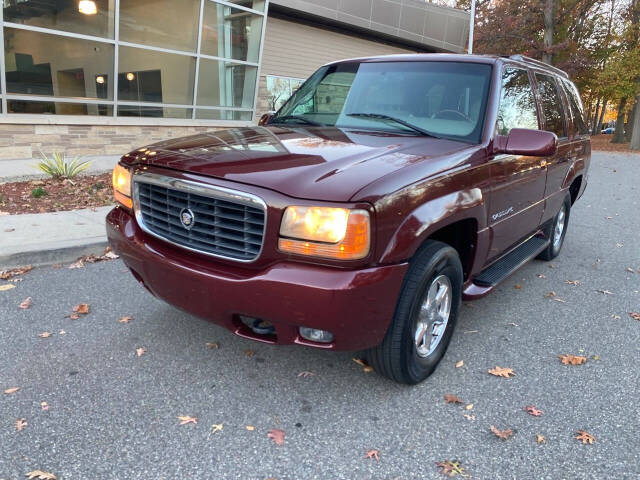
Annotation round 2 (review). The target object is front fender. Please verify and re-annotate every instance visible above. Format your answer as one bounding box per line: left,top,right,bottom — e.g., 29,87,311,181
379,188,486,264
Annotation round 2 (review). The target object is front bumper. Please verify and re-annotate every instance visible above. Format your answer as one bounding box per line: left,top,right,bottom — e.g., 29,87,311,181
106,207,407,351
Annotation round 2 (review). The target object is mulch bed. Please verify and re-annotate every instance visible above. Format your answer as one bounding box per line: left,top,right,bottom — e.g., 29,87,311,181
0,173,115,215
590,134,638,154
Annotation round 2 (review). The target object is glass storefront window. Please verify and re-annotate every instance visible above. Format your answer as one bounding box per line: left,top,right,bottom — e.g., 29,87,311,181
226,0,266,12
118,105,192,119
119,0,200,53
8,100,113,116
3,0,115,39
4,28,114,99
197,59,257,108
201,3,263,63
196,109,253,121
118,47,196,105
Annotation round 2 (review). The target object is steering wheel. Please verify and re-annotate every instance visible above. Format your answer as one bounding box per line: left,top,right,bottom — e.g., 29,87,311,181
433,109,471,122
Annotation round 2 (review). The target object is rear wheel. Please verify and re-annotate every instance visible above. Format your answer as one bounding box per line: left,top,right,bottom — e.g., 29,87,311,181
537,194,571,261
366,241,463,384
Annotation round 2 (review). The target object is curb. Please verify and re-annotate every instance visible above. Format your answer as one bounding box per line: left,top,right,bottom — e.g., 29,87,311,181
0,238,109,270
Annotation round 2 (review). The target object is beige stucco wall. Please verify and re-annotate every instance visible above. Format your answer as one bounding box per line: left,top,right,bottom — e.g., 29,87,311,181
255,16,417,119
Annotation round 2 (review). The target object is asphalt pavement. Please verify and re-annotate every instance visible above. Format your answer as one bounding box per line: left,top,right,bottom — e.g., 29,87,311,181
1,152,639,480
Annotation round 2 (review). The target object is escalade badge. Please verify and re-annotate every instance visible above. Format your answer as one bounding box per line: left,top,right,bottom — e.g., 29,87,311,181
179,208,195,229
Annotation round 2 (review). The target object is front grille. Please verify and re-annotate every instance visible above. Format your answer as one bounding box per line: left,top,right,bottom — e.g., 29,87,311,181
134,178,266,262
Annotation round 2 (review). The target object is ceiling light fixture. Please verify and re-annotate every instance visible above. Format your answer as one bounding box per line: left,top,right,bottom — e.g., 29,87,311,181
95,76,105,84
126,72,135,81
78,0,98,15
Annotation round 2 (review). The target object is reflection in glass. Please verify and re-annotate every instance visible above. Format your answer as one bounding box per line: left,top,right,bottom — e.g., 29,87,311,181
266,75,304,111
562,79,588,135
8,100,113,116
497,68,538,135
3,0,115,38
4,28,114,99
118,46,195,105
535,74,566,137
201,3,263,63
119,0,200,52
197,59,257,108
118,105,192,118
195,109,252,121
226,0,266,12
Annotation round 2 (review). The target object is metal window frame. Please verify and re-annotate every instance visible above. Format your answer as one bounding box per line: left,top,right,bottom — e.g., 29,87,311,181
0,0,267,126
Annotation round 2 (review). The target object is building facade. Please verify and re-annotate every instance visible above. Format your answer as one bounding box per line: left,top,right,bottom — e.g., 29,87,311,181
0,0,469,159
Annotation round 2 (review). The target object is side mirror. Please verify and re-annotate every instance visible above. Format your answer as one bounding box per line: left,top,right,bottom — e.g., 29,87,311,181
258,112,275,126
495,128,558,157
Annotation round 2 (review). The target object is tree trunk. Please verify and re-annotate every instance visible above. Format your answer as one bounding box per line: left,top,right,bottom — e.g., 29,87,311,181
612,97,627,143
630,95,640,150
591,98,602,135
597,99,608,132
626,101,637,142
542,0,554,64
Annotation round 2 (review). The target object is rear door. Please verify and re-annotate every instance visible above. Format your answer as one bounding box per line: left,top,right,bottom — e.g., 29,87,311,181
487,66,547,260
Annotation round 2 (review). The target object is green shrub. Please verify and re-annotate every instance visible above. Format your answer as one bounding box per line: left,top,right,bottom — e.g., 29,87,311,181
35,151,91,179
31,187,48,198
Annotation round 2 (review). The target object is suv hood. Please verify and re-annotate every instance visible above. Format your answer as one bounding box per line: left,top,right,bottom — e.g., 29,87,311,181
122,126,471,202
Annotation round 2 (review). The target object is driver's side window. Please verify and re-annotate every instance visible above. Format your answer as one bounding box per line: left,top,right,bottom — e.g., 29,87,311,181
497,68,539,135
292,71,355,115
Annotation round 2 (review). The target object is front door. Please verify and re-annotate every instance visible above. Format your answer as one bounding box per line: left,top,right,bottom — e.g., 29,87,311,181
488,67,547,261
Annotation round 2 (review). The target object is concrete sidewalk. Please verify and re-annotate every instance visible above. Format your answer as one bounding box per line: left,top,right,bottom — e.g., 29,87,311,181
0,155,120,182
0,206,112,269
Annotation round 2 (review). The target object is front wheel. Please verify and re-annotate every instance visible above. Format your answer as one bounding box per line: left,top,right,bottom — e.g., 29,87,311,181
366,240,463,384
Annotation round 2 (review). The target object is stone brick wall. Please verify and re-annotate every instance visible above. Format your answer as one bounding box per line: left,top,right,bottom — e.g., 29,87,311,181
0,124,223,160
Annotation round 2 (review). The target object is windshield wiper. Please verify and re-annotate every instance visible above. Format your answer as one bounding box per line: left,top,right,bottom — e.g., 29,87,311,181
269,115,325,126
346,113,440,138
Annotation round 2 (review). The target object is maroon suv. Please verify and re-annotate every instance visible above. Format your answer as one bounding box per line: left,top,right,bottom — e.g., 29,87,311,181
108,54,590,384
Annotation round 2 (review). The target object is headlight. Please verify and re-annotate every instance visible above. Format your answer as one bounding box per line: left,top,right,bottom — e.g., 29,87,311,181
279,206,370,260
112,163,132,208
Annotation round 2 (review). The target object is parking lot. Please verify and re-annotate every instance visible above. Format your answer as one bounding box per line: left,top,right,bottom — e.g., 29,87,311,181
1,152,639,479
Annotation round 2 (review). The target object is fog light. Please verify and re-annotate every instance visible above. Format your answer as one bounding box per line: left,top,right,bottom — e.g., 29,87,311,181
299,327,334,343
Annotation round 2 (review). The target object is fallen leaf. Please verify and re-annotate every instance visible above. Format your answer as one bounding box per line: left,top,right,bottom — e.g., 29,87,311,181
0,284,16,291
629,312,640,321
536,434,546,444
245,425,255,431
455,360,464,368
465,404,474,410
72,303,90,315
352,357,373,373
463,414,476,421
178,415,197,425
591,354,600,361
524,405,543,416
205,342,219,349
575,430,595,444
267,428,285,446
616,243,623,248
611,314,621,319
298,371,315,378
25,470,57,480
365,449,380,461
558,354,587,365
118,316,133,324
41,402,49,411
514,284,522,289
19,297,32,309
444,394,463,404
626,267,635,273
38,332,52,338
15,418,27,432
436,460,468,477
490,425,514,440
596,289,614,295
58,330,66,335
463,330,479,334
136,347,147,357
488,366,515,378
4,387,20,394
245,350,254,357
4,228,15,232
537,274,546,278
565,280,580,286
210,423,223,435
0,265,32,280
507,322,519,327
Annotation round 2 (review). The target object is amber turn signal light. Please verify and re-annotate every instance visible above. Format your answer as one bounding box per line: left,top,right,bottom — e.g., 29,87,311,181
112,163,133,209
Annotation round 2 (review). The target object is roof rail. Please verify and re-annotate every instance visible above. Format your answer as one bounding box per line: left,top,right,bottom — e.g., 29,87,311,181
508,54,569,78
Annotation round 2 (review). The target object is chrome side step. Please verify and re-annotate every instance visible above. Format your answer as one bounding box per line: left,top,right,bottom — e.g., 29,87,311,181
474,236,549,287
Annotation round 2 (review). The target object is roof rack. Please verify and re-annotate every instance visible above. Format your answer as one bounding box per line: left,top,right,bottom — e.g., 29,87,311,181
508,55,569,78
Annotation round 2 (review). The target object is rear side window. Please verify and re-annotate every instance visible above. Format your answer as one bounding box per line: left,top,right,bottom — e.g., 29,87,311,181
497,68,539,135
562,79,588,135
535,74,567,138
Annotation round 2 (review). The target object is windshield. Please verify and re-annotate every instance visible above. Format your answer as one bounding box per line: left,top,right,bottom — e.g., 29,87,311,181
271,61,493,144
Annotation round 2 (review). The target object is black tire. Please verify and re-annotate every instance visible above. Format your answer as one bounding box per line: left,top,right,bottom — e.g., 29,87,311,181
537,194,571,261
366,240,463,384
